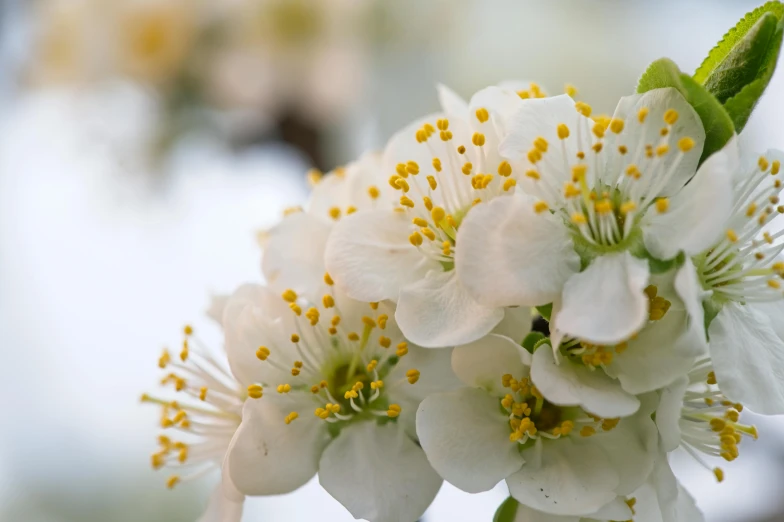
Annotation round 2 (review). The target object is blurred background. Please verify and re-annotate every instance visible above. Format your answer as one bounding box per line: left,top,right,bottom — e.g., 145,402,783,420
1,1,783,521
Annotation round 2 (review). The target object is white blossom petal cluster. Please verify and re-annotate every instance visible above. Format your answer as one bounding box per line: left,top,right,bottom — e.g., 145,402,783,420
142,81,784,522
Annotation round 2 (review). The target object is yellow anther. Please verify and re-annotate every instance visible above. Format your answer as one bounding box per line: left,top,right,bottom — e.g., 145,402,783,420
256,345,271,361
534,201,549,213
331,316,341,326
571,164,587,182
367,360,378,372
377,314,388,329
199,387,207,401
527,148,542,164
592,122,605,139
344,389,358,399
571,213,587,225
461,162,473,175
457,145,466,154
442,241,452,255
314,407,329,419
311,385,320,394
431,206,446,222
158,349,171,369
426,175,437,190
423,196,433,211
609,118,624,134
565,84,578,97
379,335,391,348
347,206,358,215
322,295,335,309
656,144,669,157
183,324,193,336
387,404,402,418
637,107,649,123
396,163,408,177
664,109,679,125
655,198,669,213
415,129,428,143
396,342,409,357
399,195,415,208
618,145,628,155
472,133,486,146
437,118,449,131
167,476,180,489
328,207,341,220
575,101,592,117
534,137,549,152
370,380,384,390
406,368,421,384
759,156,770,171
389,174,401,189
432,158,442,172
707,371,718,385
290,333,300,343
420,227,436,241
580,426,596,437
362,316,377,329
713,468,725,483
592,143,603,153
289,303,302,316
412,217,428,227
503,179,517,192
284,412,299,424
620,201,636,215
277,384,292,394
440,130,453,141
595,200,612,214
347,332,360,342
247,384,263,399
366,185,380,200
395,178,410,192
475,107,489,123
324,273,334,286
772,160,780,175
557,123,570,140
563,183,580,199
768,279,781,289
726,229,738,243
409,231,424,246
746,203,758,217
307,169,323,186
498,161,512,177
282,289,298,303
406,161,420,175
179,341,189,362
678,137,695,152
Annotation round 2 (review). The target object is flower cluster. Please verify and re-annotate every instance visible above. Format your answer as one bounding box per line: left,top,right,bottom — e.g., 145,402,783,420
142,78,784,522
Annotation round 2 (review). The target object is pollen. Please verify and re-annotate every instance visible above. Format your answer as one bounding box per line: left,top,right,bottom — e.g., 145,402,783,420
534,201,549,213
290,333,300,343
637,107,649,123
431,206,446,222
427,175,437,190
284,412,299,424
282,289,298,303
386,404,402,418
406,368,421,384
396,342,409,357
571,164,587,182
664,109,679,125
609,118,624,134
457,145,466,154
557,123,570,139
368,185,380,199
409,231,423,246
247,384,263,399
166,475,180,489
527,149,542,164
377,314,388,329
503,179,517,192
475,107,489,123
277,384,292,393
498,161,512,177
655,144,669,157
726,229,738,243
772,160,780,175
472,133,486,146
462,162,473,175
565,84,578,97
525,169,540,180
655,198,669,213
347,332,360,342
328,207,341,220
534,137,549,152
324,272,334,286
575,101,592,117
678,137,695,152
322,295,335,308
713,467,725,483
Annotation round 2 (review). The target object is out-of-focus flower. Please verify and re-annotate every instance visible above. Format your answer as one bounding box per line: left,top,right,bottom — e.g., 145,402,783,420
325,84,538,347
416,333,658,517
140,295,247,522
222,282,459,521
671,149,784,414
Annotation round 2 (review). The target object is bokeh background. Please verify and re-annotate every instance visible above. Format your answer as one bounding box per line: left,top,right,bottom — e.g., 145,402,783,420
1,1,784,521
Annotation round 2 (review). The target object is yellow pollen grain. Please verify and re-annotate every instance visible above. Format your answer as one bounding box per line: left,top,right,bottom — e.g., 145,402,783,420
472,133,486,147
379,335,391,348
610,118,624,134
426,175,437,190
431,206,446,222
475,107,489,123
387,404,402,418
575,101,592,117
527,148,542,164
377,314,388,329
183,324,193,336
534,136,549,152
396,163,407,177
637,107,649,123
289,303,302,316
256,346,270,360
457,145,466,154
277,384,292,394
399,196,415,208
396,342,409,357
772,160,780,175
247,384,263,399
406,368,421,384
759,156,770,171
525,169,540,180
592,122,605,139
664,109,679,125
534,201,549,213
290,334,300,343
406,161,420,175
565,84,578,97
655,198,669,213
498,161,512,177
656,144,669,157
322,294,335,308
282,289,298,303
395,178,410,192
503,179,517,192
421,227,436,241
557,123,570,140
284,412,299,425
678,137,695,152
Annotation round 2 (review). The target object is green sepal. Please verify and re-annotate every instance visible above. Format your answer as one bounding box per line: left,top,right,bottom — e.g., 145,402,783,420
703,298,723,338
637,58,735,165
493,497,519,522
647,251,685,274
532,337,552,353
535,303,553,321
522,331,546,353
693,2,783,131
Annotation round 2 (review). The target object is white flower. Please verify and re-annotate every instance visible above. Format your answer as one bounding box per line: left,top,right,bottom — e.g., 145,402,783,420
222,282,460,522
141,294,247,522
656,358,758,483
262,152,389,299
325,83,537,347
547,276,706,395
416,335,658,517
671,149,784,414
504,458,701,521
456,87,740,346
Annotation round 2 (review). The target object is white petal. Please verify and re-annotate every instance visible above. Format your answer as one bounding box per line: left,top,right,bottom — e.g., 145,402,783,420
468,86,525,130
606,88,706,196
308,151,389,218
197,484,244,522
456,193,580,307
510,504,580,522
396,270,504,347
604,309,703,394
673,258,709,344
507,437,619,516
633,457,704,522
556,252,650,344
262,212,332,298
324,209,440,302
656,375,689,452
530,346,640,418
754,297,784,340
206,293,230,327
642,141,736,260
493,306,534,344
416,387,525,493
709,302,784,414
227,398,329,495
437,83,469,122
452,334,530,393
319,422,442,522
499,94,596,201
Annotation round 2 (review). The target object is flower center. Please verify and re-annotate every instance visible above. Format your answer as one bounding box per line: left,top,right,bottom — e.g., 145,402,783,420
695,156,784,304
141,325,244,490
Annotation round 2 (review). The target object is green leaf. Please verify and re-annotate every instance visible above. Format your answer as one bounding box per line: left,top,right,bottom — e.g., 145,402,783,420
535,303,553,321
703,298,723,337
694,3,783,131
637,58,735,164
522,331,546,353
493,497,519,522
